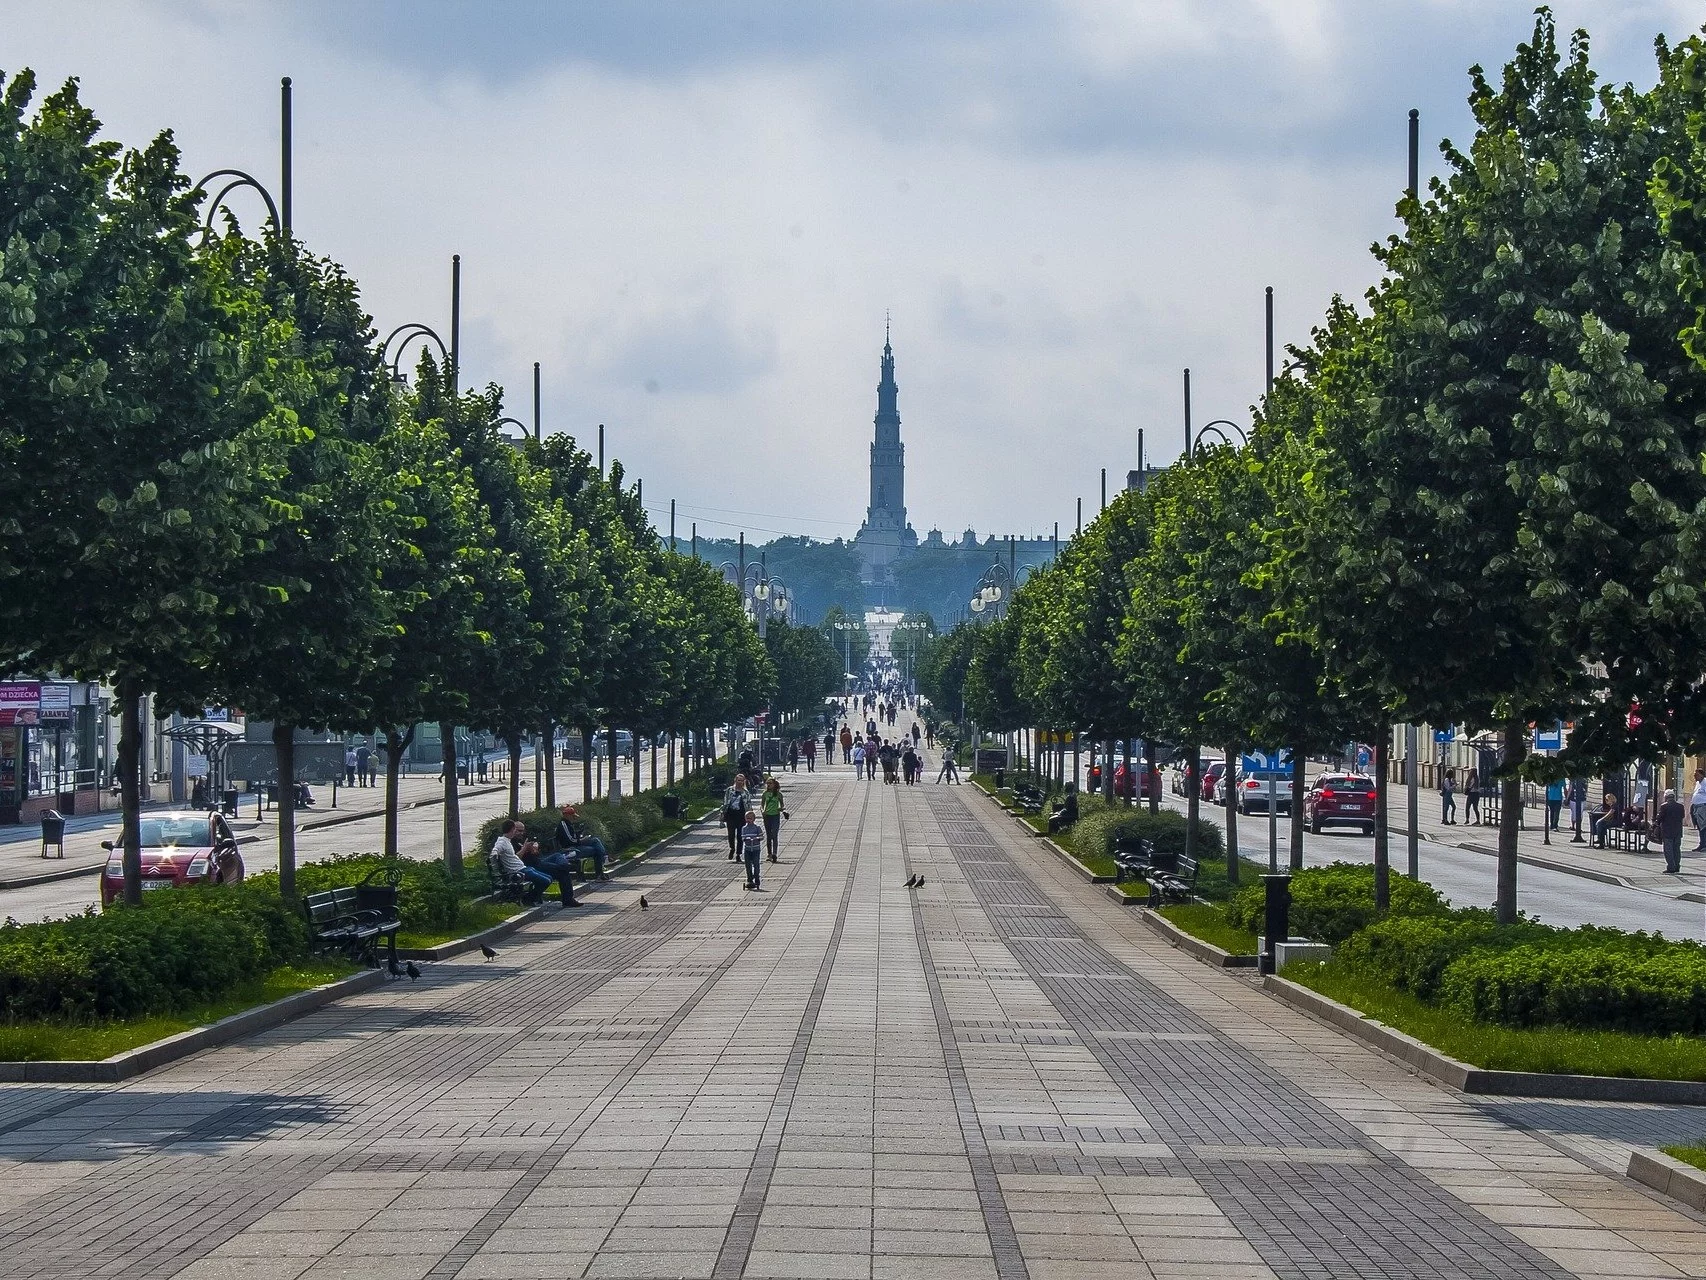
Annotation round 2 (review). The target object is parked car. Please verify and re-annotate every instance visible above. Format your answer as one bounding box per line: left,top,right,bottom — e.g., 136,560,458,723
1303,773,1377,835
1235,771,1292,816
1201,760,1228,803
100,810,244,907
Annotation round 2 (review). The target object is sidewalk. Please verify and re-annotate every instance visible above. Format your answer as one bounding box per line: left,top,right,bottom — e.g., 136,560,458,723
0,772,511,890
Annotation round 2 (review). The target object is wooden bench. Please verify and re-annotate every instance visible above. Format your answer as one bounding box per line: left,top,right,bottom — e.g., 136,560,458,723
1146,854,1200,906
1112,836,1168,884
302,884,400,968
488,852,545,905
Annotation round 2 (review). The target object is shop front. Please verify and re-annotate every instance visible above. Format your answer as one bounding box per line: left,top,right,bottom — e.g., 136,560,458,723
0,681,105,825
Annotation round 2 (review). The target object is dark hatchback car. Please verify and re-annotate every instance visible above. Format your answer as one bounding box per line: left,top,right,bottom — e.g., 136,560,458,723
1303,774,1378,835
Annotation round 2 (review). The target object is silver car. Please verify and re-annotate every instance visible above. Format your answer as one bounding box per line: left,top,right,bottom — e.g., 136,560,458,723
1234,771,1293,815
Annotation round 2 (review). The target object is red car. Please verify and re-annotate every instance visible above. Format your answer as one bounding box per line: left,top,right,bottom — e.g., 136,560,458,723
1112,762,1162,801
1303,774,1377,835
101,810,244,906
1201,760,1228,803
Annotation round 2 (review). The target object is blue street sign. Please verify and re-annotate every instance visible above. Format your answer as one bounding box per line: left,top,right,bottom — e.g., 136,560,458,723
1240,749,1294,776
1533,721,1563,752
1433,727,1456,745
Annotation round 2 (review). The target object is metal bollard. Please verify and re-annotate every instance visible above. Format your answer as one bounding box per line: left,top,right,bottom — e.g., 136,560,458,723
1259,872,1292,976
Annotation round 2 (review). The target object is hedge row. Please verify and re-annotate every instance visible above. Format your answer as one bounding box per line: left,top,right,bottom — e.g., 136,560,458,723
1226,863,1447,945
0,887,308,1022
249,854,482,935
1067,803,1225,868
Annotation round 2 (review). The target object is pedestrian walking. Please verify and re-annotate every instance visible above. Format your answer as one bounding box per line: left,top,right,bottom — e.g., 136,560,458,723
788,740,800,773
1691,770,1706,852
1656,788,1686,874
1545,778,1563,831
911,723,921,749
1568,777,1587,843
840,724,854,763
1463,768,1481,825
355,743,371,787
803,737,816,773
740,809,765,889
344,746,358,787
722,773,753,859
761,777,788,862
852,741,866,780
1440,768,1456,825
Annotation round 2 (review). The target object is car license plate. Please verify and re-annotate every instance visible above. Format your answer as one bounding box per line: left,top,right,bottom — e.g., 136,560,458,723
141,880,174,890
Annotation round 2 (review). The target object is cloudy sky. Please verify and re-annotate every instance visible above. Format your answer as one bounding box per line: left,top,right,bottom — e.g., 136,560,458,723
10,1,1700,541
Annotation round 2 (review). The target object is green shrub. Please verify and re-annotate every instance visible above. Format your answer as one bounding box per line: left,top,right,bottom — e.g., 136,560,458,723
1069,806,1225,868
473,767,715,868
1225,862,1447,945
250,854,479,935
0,886,307,1022
1439,942,1706,1036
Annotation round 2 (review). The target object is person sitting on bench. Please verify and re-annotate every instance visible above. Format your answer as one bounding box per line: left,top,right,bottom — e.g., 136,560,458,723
1048,784,1079,835
555,805,609,879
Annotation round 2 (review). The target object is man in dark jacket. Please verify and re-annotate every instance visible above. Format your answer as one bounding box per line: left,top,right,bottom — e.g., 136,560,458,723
555,805,609,880
1657,788,1686,874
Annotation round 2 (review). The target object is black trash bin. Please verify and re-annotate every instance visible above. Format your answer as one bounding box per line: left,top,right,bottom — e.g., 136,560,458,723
221,787,240,817
660,795,682,820
993,768,1006,789
457,762,471,785
40,811,65,860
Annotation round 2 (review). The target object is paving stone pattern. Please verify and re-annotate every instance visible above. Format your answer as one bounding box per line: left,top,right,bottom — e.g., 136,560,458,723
0,764,1702,1278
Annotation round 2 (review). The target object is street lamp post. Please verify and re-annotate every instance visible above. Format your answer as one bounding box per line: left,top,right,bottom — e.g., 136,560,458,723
833,620,861,692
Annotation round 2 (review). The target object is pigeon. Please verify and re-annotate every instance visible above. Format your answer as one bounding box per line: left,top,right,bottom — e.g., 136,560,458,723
913,875,926,889
640,894,649,911
405,962,421,981
904,875,918,888
387,956,403,979
480,944,499,961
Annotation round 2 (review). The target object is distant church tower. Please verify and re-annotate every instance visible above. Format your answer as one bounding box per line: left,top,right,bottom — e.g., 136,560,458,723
853,322,918,593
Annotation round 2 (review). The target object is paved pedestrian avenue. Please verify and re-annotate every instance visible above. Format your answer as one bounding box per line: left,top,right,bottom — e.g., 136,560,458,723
1,771,1704,1280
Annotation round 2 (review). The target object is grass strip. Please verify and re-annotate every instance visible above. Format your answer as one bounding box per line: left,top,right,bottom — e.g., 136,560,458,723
395,900,528,949
0,961,356,1062
1663,1145,1706,1171
1286,960,1706,1081
1161,903,1258,954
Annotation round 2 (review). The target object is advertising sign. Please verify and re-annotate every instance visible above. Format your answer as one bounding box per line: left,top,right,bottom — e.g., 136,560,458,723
37,685,72,723
0,683,40,727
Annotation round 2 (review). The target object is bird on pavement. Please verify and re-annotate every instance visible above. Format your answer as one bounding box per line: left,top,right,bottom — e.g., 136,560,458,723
480,944,499,961
387,956,403,979
405,962,421,981
913,875,925,889
904,875,918,888
640,895,649,911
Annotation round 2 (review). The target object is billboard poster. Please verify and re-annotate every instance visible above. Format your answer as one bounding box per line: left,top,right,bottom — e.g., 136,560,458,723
0,683,40,727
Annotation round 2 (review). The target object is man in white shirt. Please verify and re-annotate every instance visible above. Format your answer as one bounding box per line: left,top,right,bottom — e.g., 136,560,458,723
1691,770,1706,852
492,819,576,906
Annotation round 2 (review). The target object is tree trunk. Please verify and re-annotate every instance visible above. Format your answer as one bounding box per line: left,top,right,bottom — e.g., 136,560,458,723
1289,740,1306,871
1224,742,1240,885
582,727,593,803
1373,734,1390,911
116,680,144,907
508,731,522,814
273,721,297,901
1184,743,1200,865
1496,716,1526,924
631,729,641,797
1145,738,1159,814
1121,737,1132,807
544,718,556,809
440,721,463,876
383,726,414,859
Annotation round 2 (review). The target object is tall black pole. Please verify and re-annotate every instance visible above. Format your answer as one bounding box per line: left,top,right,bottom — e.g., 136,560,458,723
738,532,745,586
1408,108,1419,200
1265,287,1274,396
280,77,292,234
450,255,461,397
1052,521,1058,558
597,423,605,475
1076,496,1082,535
670,499,677,553
532,361,541,440
691,522,697,560
1100,467,1106,512
1137,427,1145,483
636,478,642,506
1183,367,1192,458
